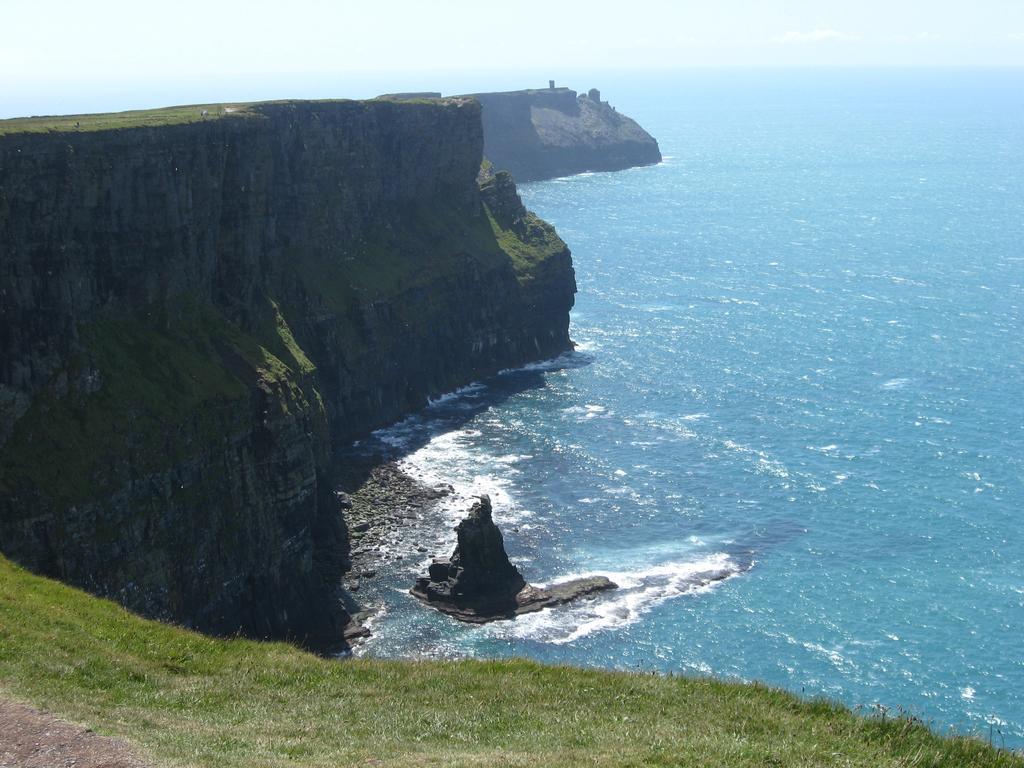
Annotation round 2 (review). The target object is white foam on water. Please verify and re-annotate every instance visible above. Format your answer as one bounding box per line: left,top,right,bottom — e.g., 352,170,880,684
497,349,586,376
881,377,912,390
603,485,634,497
562,404,609,420
395,427,532,552
373,415,425,450
723,439,791,479
757,457,790,479
801,640,854,672
488,552,745,645
492,453,533,465
680,413,709,421
808,444,839,453
427,382,488,407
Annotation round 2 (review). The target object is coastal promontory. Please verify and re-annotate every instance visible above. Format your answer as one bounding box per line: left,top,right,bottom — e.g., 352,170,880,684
0,98,575,651
463,85,662,182
380,85,662,182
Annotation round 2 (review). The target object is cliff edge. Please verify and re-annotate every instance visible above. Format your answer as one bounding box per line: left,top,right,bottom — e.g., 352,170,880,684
462,86,662,182
0,98,575,650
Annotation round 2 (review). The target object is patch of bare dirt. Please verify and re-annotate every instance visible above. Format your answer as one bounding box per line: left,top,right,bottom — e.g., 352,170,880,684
0,698,149,768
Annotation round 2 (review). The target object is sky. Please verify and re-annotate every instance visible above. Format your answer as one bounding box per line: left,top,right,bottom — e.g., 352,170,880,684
2,0,1024,117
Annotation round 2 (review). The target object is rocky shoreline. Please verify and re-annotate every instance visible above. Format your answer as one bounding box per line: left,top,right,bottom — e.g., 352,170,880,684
334,459,458,644
339,462,453,591
414,576,618,624
335,460,618,643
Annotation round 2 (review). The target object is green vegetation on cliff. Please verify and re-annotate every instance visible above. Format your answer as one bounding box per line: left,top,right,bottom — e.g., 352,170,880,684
488,208,567,282
0,556,1017,768
291,194,567,315
0,182,565,513
478,169,569,283
0,296,320,507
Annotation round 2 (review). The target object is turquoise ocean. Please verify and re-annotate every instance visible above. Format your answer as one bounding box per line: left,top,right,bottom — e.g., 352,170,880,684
349,70,1024,747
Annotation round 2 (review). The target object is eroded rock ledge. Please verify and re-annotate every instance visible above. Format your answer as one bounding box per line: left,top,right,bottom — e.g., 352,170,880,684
412,495,616,623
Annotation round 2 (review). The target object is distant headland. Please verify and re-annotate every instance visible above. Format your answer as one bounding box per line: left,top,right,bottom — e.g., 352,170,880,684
380,83,663,182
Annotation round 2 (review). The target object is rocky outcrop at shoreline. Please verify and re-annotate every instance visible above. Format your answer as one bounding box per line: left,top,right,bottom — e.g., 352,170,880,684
339,462,452,589
412,495,616,623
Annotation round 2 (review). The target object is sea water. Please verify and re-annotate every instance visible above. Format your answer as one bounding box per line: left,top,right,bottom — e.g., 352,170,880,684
351,70,1024,747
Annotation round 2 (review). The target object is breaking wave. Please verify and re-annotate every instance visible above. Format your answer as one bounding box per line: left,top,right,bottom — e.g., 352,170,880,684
492,553,748,645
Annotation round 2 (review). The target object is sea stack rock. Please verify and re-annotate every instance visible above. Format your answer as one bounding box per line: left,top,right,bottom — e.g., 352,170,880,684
413,495,526,613
412,496,617,623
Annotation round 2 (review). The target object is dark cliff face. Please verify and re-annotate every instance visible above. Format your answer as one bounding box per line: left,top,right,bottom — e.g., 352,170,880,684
465,87,662,182
0,99,575,650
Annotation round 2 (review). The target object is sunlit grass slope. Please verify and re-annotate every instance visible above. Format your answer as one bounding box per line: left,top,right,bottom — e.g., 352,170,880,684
0,556,1018,767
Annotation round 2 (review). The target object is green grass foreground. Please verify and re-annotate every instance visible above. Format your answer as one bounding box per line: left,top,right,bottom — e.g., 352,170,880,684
0,556,1018,767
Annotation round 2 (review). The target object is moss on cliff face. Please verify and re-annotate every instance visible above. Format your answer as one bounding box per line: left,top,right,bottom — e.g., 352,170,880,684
0,289,344,645
0,295,319,507
488,209,567,283
267,299,317,376
479,169,568,284
0,178,564,509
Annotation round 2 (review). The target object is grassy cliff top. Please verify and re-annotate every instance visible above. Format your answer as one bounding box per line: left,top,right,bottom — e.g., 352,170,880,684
0,103,259,135
0,97,471,136
0,555,1018,768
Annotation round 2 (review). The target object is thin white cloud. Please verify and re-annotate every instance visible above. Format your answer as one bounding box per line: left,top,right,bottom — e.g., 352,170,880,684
773,29,858,45
1009,32,1024,41
887,31,943,43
